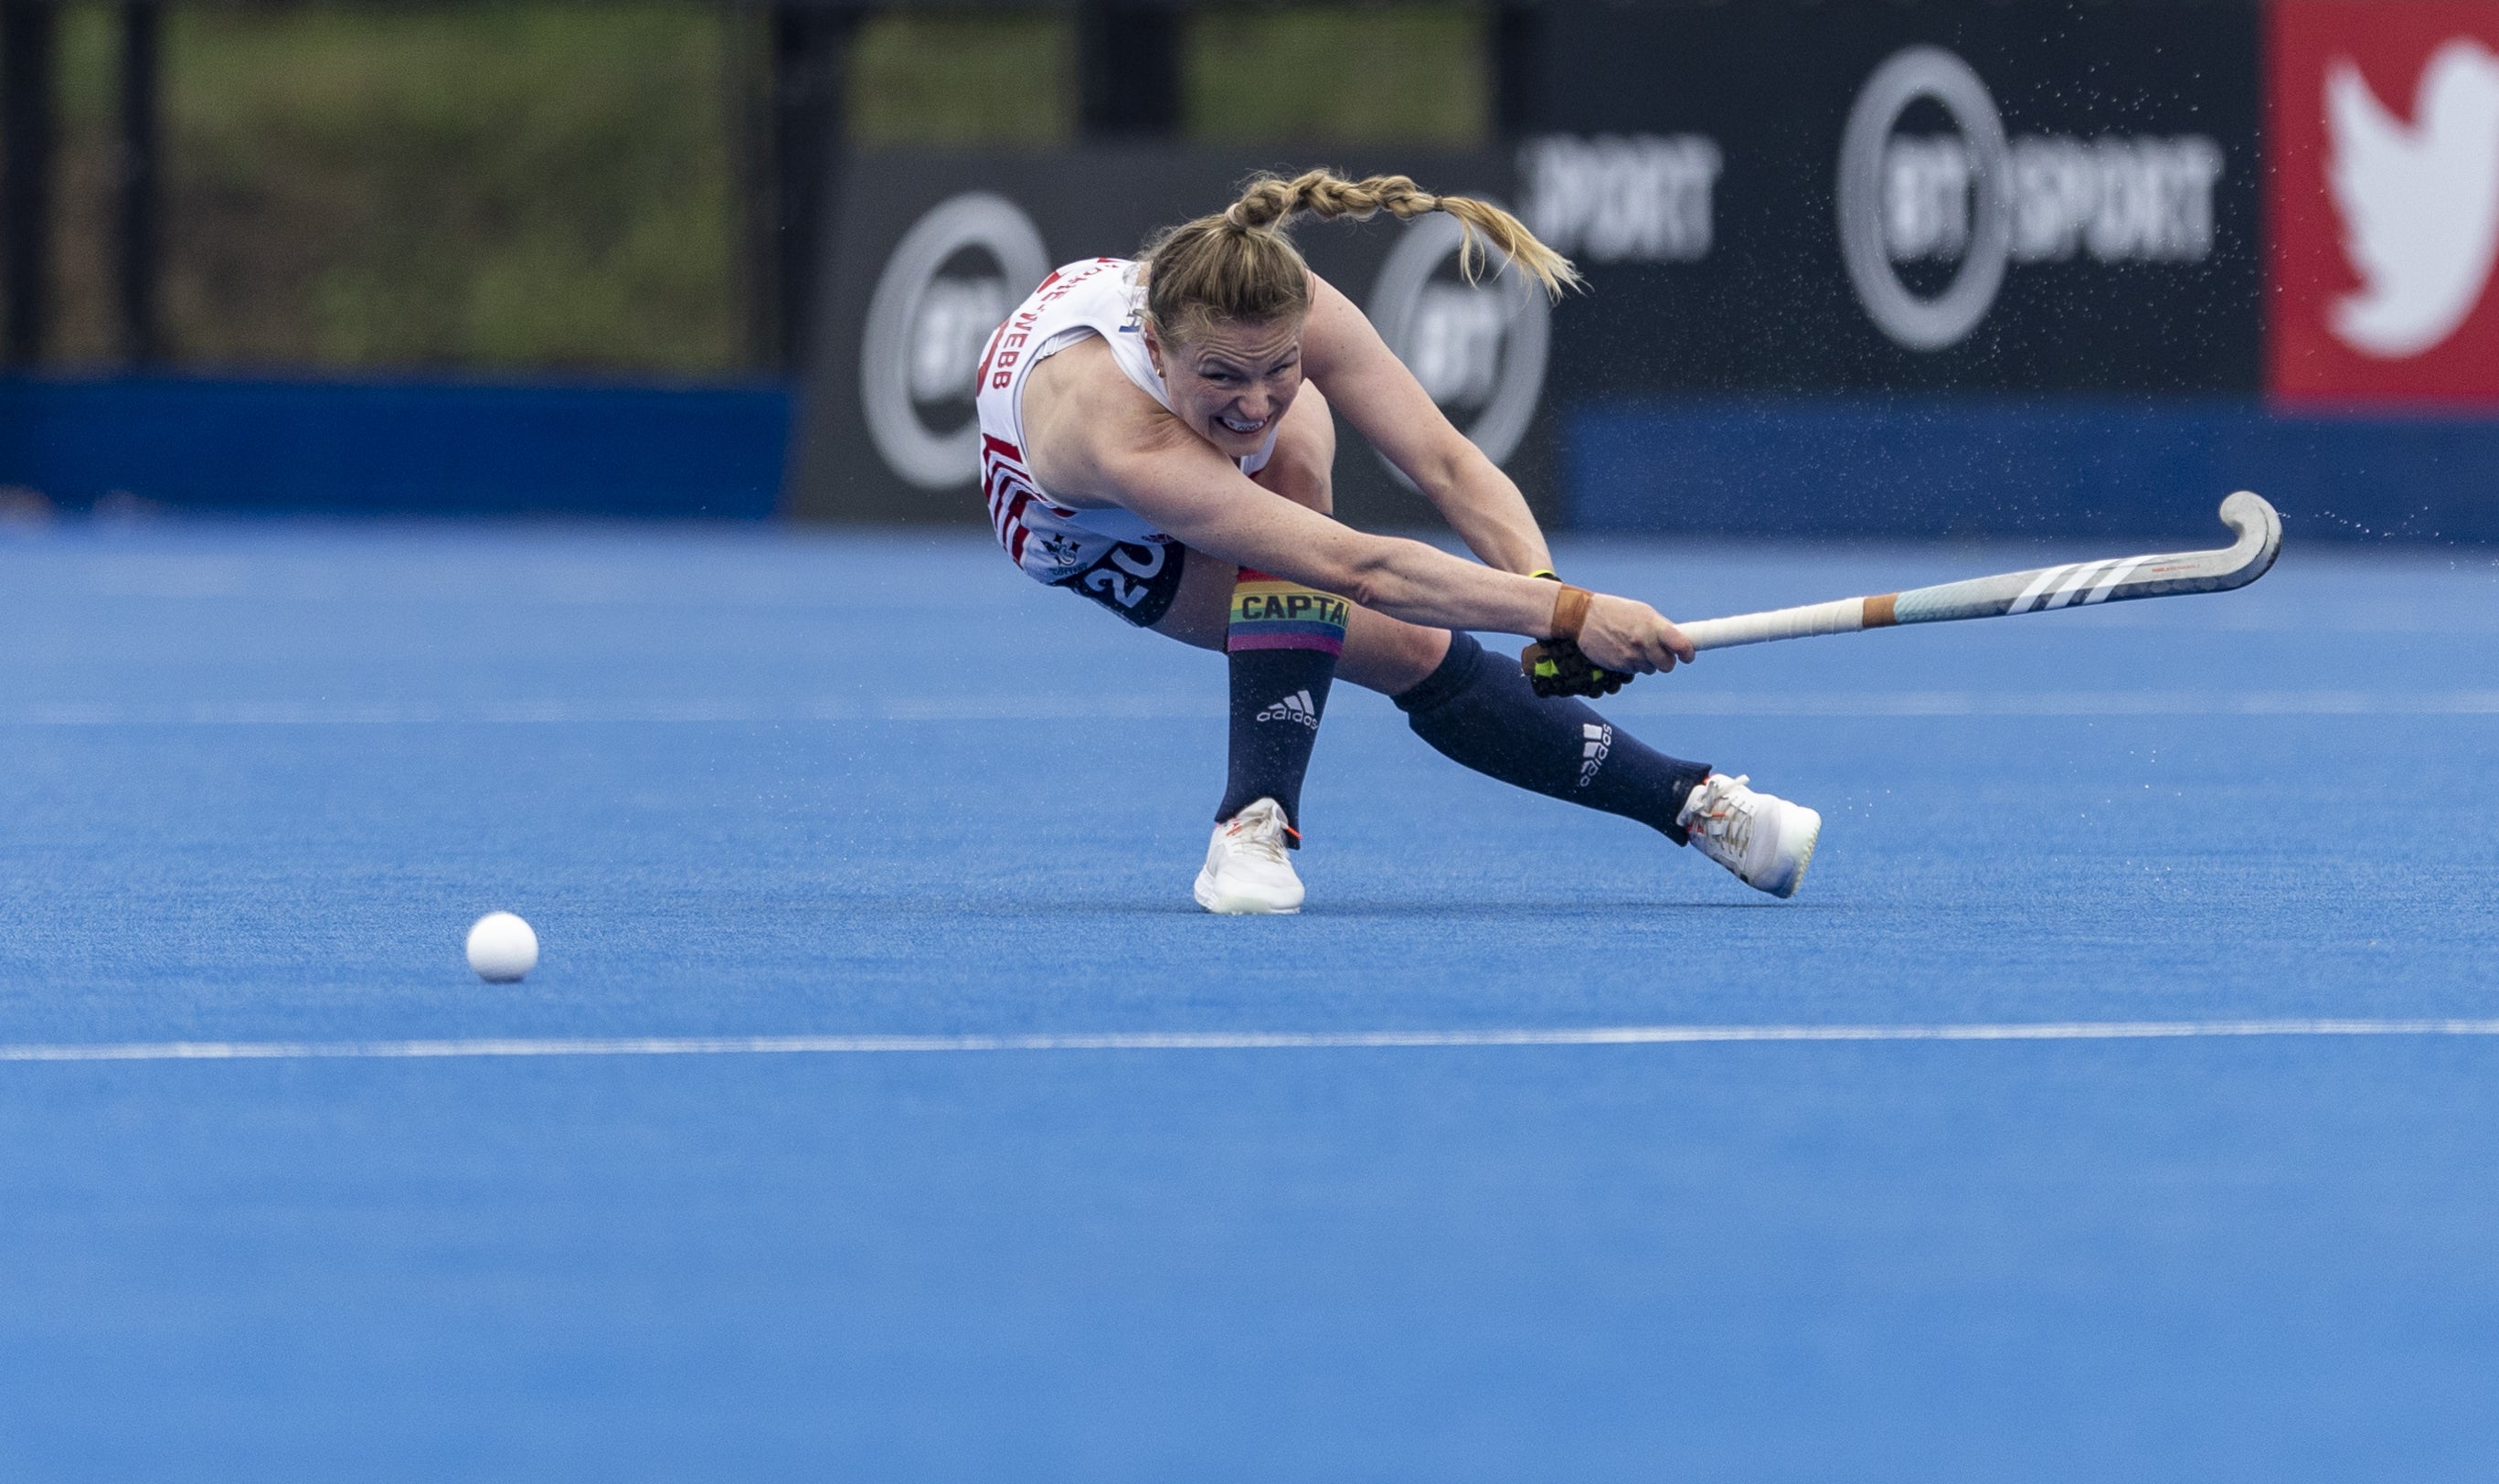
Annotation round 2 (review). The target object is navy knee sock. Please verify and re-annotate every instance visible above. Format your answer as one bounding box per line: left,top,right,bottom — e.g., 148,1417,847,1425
1214,570,1349,842
1393,631,1711,843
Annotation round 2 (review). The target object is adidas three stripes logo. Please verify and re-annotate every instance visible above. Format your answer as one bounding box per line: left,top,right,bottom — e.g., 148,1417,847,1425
1257,691,1322,729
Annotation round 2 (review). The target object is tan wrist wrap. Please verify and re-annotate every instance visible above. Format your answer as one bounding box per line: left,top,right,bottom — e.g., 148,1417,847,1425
1548,585,1593,642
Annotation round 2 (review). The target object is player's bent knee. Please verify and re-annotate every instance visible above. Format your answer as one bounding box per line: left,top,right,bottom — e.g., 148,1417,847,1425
1339,610,1452,695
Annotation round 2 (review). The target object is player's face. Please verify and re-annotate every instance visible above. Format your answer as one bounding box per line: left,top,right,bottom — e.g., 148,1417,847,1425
1150,315,1306,461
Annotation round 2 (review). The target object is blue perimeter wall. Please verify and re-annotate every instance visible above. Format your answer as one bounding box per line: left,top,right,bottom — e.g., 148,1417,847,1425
0,376,791,519
5,376,2498,542
1570,400,2499,544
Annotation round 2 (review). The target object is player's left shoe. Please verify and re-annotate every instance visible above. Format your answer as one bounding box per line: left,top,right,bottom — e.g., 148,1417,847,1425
1194,797,1304,915
1676,773,1821,898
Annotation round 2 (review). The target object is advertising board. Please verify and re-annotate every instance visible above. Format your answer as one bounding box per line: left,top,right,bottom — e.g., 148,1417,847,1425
790,148,1544,526
1521,0,2263,397
2269,0,2499,404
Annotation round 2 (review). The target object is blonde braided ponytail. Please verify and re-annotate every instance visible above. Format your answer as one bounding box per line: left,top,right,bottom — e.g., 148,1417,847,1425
1144,168,1579,343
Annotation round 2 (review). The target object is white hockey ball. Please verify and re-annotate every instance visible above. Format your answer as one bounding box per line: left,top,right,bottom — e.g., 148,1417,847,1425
465,911,539,983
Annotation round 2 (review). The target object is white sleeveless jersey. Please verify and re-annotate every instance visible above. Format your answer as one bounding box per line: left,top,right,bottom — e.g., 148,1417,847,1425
974,257,1277,583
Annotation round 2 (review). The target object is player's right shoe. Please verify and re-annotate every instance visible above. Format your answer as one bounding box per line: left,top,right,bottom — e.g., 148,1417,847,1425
1676,773,1822,898
1194,797,1304,915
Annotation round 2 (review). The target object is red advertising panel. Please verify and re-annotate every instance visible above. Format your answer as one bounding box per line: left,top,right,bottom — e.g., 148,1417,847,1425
2270,0,2499,404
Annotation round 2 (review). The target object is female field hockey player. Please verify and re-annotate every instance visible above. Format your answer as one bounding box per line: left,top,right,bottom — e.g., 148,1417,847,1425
974,169,1821,913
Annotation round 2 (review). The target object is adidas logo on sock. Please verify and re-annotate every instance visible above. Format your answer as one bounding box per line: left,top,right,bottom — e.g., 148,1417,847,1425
1257,690,1322,729
1578,722,1612,788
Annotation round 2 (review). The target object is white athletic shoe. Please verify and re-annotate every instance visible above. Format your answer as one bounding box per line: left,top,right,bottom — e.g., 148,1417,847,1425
1194,797,1304,915
1676,773,1822,899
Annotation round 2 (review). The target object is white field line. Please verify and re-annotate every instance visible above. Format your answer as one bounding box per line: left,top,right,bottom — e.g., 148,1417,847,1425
8,1019,2499,1064
0,691,2494,726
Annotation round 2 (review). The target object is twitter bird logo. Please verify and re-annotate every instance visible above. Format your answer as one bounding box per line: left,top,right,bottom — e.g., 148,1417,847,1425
2326,39,2499,358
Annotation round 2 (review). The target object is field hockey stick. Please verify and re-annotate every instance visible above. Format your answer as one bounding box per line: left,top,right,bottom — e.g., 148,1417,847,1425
1674,492,2282,653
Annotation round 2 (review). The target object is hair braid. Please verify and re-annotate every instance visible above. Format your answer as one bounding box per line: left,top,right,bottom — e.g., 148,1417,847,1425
1143,167,1580,343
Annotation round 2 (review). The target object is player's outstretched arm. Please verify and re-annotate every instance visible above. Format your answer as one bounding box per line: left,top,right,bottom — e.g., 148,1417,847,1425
1298,273,1551,577
1019,332,1691,672
1099,430,1691,673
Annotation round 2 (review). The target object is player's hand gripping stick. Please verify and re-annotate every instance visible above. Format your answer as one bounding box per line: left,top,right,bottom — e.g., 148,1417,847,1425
1521,574,1633,698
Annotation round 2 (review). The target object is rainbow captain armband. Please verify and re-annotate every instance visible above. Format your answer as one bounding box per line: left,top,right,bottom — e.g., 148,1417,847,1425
1520,571,1634,699
1228,570,1350,655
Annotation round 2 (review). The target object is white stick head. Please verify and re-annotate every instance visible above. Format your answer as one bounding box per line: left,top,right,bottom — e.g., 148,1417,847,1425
2216,492,2283,588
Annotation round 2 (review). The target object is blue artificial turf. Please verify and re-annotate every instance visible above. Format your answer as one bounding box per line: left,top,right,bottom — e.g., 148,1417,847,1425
0,521,2494,1480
